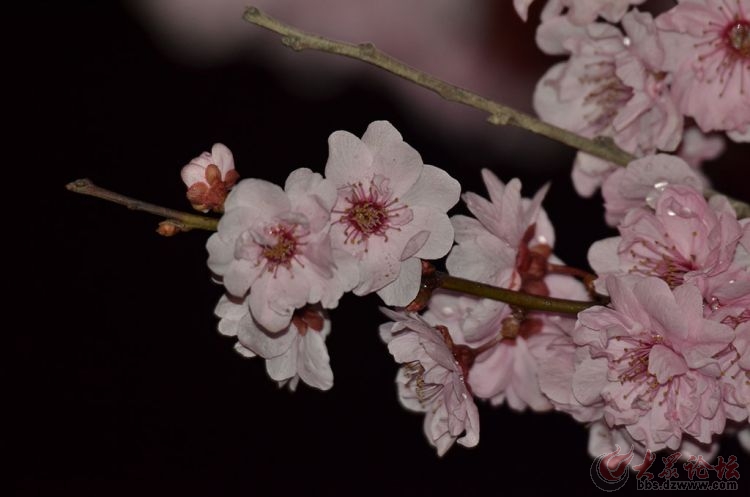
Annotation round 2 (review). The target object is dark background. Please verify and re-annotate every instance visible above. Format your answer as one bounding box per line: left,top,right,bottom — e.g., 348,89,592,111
19,1,748,496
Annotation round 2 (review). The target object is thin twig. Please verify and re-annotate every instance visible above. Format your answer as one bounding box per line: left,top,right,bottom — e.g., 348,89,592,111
242,6,750,219
243,7,634,166
66,178,219,231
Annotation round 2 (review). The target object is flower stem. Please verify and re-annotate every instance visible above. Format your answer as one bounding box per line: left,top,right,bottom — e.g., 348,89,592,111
434,271,603,315
66,178,219,232
242,6,750,219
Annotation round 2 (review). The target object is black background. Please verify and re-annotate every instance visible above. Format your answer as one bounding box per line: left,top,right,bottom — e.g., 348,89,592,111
19,1,748,496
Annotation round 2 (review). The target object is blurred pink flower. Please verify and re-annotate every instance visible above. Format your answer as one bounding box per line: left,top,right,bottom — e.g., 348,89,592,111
181,143,240,212
589,185,744,295
600,154,703,226
534,10,683,197
215,295,334,391
573,275,735,452
207,168,358,332
325,121,459,306
656,0,750,139
379,308,479,456
677,127,725,171
740,427,750,452
516,0,646,25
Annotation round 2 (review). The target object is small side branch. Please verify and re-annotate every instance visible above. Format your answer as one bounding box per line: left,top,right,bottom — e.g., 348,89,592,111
243,7,634,167
66,178,219,232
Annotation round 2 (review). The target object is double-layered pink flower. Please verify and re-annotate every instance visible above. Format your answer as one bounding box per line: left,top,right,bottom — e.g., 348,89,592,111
534,10,682,197
656,0,750,140
325,121,460,306
380,308,479,456
600,154,703,226
215,295,334,391
438,170,588,411
207,168,357,332
573,275,735,452
589,184,745,297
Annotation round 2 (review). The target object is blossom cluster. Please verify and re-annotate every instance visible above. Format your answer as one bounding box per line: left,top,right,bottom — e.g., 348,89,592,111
184,124,747,459
174,0,749,461
522,0,748,213
184,121,460,391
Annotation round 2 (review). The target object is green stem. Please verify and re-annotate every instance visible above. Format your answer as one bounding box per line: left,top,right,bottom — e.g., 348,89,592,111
436,271,603,315
66,178,219,231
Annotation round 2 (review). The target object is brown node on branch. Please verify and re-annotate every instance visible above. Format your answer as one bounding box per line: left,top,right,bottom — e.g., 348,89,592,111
405,261,443,312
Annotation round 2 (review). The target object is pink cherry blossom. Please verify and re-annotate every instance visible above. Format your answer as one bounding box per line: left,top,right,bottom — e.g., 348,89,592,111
446,169,553,292
534,10,683,197
514,0,646,25
215,295,334,391
424,292,554,411
207,168,358,332
601,154,704,226
181,143,240,212
589,185,744,296
324,121,460,307
379,308,479,456
573,275,735,452
438,170,596,411
656,0,750,138
537,319,605,422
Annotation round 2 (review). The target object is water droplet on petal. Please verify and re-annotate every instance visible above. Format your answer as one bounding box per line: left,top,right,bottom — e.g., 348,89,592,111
646,181,670,209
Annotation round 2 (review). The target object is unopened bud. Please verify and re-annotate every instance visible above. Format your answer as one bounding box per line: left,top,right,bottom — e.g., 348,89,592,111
157,221,182,236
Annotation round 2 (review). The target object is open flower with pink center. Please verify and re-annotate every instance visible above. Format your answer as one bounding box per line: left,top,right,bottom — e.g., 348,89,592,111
324,121,460,306
534,10,683,197
601,154,704,226
207,168,358,332
181,142,240,212
215,295,333,391
573,275,735,452
379,308,479,456
656,0,750,139
589,184,744,296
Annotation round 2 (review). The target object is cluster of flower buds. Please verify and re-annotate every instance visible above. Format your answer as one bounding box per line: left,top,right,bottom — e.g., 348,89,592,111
169,0,749,461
